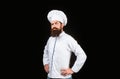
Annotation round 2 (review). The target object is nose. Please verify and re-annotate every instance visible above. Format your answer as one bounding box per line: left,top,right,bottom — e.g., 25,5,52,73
51,24,57,28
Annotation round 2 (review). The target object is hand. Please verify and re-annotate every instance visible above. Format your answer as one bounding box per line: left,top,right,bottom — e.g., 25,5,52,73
44,64,49,73
61,68,74,76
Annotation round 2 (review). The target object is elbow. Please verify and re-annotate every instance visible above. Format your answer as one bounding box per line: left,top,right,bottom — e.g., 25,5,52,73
83,53,87,62
84,53,87,61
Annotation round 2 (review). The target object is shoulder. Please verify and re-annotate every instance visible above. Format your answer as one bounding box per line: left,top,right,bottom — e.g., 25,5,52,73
64,32,77,43
45,36,52,45
46,36,53,42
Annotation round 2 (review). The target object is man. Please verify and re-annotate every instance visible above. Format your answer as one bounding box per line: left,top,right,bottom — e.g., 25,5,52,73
43,9,87,79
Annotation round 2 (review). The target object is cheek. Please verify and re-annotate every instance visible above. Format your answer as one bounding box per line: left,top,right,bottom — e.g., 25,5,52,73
51,26,55,29
60,25,64,29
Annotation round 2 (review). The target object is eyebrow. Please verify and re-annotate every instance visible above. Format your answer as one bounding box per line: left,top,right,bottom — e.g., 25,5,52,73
51,21,62,24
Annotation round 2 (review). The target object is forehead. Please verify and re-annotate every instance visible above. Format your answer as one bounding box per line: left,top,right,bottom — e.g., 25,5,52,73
51,20,60,23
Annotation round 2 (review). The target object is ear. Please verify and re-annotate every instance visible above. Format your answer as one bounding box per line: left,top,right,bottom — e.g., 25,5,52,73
61,23,64,28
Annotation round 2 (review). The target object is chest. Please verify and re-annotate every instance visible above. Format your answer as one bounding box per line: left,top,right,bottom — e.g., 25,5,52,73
48,38,71,55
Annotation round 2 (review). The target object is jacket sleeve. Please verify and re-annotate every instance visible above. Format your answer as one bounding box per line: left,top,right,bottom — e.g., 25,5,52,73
69,37,87,73
43,40,49,65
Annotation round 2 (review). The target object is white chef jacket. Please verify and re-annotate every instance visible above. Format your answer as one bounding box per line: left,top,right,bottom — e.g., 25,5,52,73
43,31,87,78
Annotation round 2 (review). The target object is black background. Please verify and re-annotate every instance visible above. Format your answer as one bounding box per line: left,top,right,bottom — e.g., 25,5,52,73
32,2,90,79
2,0,118,79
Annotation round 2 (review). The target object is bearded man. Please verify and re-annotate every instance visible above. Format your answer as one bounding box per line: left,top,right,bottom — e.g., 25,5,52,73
43,9,87,79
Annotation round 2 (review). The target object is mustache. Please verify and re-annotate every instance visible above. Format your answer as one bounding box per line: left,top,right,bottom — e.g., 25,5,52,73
52,27,59,30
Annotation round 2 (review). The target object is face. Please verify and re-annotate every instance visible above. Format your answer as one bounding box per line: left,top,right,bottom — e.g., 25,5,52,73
50,20,64,37
51,20,63,30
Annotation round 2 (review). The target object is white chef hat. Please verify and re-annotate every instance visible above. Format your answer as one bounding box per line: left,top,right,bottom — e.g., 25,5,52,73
47,10,67,26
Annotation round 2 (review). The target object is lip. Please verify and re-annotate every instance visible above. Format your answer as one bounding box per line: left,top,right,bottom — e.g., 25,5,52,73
52,28,58,30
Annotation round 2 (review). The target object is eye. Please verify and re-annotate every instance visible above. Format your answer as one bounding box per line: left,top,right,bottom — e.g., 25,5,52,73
55,22,60,25
51,21,60,25
55,22,58,25
51,23,54,25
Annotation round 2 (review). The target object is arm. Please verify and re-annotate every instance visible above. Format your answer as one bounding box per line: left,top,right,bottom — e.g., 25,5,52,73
69,38,87,73
43,45,49,65
61,37,87,76
43,43,49,73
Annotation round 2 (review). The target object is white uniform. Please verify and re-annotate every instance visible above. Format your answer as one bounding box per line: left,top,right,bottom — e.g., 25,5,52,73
43,31,87,78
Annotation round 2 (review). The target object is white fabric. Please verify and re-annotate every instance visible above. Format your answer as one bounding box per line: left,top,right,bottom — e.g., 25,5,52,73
43,31,87,78
47,10,67,26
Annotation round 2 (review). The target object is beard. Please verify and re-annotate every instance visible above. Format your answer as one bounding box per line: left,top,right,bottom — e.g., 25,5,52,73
51,27,62,37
